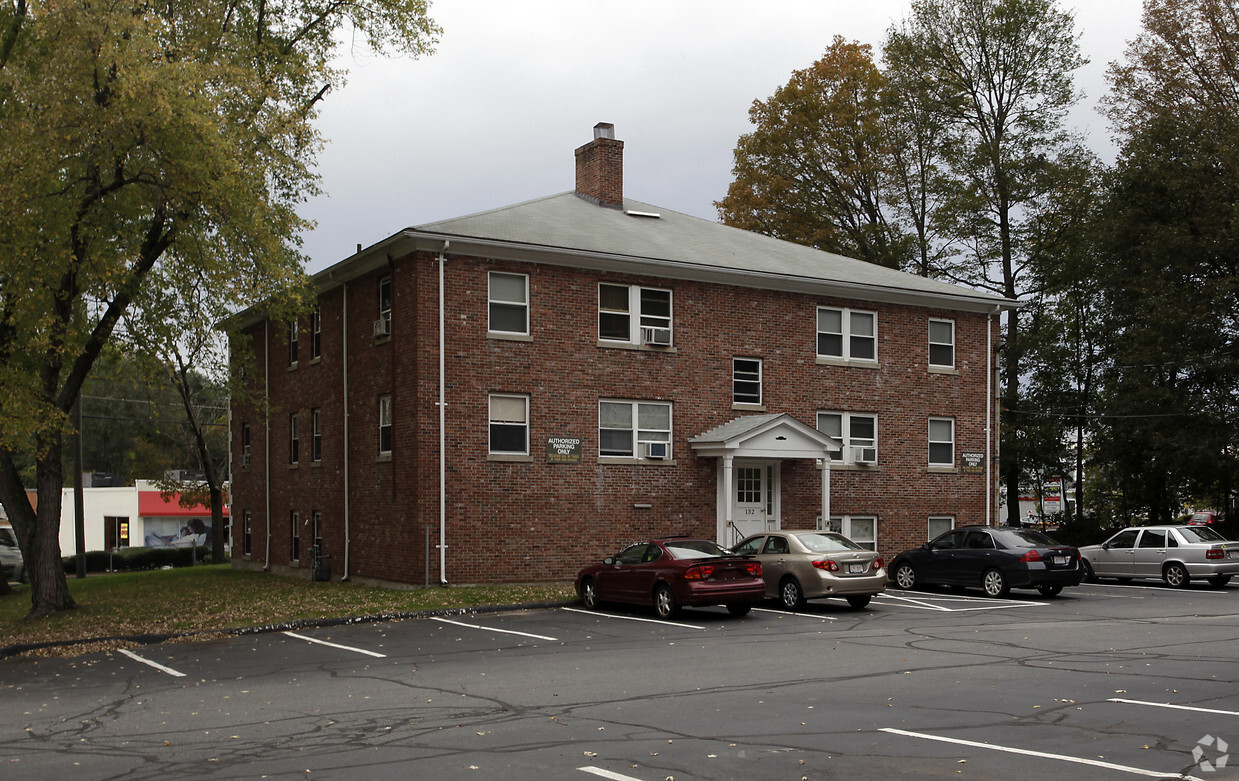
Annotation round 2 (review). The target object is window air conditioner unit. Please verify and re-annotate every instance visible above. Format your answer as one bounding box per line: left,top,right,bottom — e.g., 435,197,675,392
643,441,669,460
373,318,391,338
851,446,877,465
640,326,672,346
240,453,251,468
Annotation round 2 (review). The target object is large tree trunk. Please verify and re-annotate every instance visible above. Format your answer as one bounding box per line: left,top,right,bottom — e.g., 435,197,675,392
28,443,76,617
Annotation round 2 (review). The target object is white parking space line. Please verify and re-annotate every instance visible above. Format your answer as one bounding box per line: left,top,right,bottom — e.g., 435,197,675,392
753,607,837,620
875,593,1045,612
283,631,387,658
561,607,706,630
880,727,1206,780
118,649,187,678
430,617,559,641
1110,698,1239,717
579,766,643,781
1084,583,1232,594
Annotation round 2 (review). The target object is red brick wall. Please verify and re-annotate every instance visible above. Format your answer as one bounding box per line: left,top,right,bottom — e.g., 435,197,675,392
231,250,998,585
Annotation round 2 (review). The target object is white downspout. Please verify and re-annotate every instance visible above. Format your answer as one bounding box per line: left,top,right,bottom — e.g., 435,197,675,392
986,308,995,526
439,240,450,584
821,457,831,529
342,282,351,580
263,319,271,570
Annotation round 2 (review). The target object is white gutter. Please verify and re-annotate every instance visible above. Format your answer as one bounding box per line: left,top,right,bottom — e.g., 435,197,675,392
263,319,271,570
341,282,351,580
439,240,450,584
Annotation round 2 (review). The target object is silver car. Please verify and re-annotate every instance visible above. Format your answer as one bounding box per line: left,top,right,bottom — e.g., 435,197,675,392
0,523,24,584
733,530,886,609
1079,525,1239,588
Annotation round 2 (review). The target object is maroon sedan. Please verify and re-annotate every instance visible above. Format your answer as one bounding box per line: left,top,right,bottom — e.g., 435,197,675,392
575,537,765,619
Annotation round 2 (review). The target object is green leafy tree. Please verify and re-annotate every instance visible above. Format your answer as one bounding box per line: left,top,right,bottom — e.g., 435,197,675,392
716,37,913,269
0,0,438,616
883,0,1089,525
1093,0,1239,522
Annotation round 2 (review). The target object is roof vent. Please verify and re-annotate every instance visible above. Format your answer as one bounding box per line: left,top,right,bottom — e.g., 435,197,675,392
625,210,660,219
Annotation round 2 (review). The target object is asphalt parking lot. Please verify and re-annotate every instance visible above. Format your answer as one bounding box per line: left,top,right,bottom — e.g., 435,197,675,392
2,580,1237,781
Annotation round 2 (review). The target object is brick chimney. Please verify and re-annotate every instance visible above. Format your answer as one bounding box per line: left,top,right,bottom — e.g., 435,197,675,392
574,122,624,208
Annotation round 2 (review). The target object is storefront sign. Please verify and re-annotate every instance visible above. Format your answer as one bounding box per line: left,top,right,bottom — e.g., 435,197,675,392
546,436,583,464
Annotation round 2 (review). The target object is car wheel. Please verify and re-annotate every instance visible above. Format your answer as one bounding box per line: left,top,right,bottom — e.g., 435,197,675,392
780,577,806,610
1081,559,1097,583
653,584,678,619
1163,562,1189,588
893,563,916,590
846,594,871,609
1036,584,1063,598
727,603,753,617
1208,574,1232,588
982,568,1010,598
579,578,599,610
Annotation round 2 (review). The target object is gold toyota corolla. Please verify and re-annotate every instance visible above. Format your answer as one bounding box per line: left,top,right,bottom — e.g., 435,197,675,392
733,530,886,610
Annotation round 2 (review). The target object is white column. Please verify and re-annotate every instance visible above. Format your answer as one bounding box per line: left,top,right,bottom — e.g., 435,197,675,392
722,455,734,545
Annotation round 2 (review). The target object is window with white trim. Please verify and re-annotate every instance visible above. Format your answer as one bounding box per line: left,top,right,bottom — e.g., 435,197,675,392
378,395,392,454
489,272,529,335
288,321,299,366
489,393,529,455
289,413,299,464
311,307,322,359
599,283,672,344
378,277,392,333
599,400,672,459
929,417,955,466
311,408,322,462
733,358,762,405
929,318,955,368
817,411,878,464
825,515,878,550
928,515,955,539
291,510,301,562
242,509,252,556
817,307,876,362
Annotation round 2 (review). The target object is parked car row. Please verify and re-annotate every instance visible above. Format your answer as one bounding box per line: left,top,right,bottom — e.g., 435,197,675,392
574,523,1239,619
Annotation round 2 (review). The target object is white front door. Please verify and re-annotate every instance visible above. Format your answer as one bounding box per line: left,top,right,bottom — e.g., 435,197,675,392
727,462,779,545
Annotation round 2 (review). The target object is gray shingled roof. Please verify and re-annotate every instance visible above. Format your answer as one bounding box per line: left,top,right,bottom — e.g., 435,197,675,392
413,192,1011,309
689,414,787,445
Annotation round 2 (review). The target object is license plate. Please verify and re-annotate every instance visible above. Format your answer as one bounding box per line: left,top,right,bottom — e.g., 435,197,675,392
848,563,866,574
1052,556,1068,566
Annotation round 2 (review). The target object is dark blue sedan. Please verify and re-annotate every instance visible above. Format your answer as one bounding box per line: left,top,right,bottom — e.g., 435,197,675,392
888,525,1083,598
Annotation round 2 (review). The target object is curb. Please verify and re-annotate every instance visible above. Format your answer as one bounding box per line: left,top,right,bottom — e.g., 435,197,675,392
0,599,578,660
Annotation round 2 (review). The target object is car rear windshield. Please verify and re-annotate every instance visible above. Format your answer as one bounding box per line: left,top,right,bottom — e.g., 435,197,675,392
1178,526,1226,544
665,540,728,560
0,528,15,547
999,528,1062,547
794,532,865,553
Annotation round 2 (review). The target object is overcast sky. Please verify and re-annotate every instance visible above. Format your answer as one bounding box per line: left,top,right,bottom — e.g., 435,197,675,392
299,0,1146,273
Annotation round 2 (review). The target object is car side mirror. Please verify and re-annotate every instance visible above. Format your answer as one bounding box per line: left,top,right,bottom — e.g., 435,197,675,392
603,557,615,565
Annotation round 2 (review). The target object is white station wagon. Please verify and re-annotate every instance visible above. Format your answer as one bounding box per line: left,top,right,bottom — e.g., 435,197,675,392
1078,525,1239,588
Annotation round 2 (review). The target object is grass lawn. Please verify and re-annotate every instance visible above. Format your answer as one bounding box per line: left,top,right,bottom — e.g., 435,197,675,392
0,566,574,658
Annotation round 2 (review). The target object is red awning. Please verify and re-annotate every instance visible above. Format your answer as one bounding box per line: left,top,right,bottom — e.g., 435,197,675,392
138,491,230,518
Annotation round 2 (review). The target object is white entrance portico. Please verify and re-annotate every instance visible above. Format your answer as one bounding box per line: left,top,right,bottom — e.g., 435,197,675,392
688,414,842,547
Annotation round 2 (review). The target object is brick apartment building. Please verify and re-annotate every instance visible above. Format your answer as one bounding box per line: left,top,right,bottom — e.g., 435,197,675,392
229,123,1015,587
